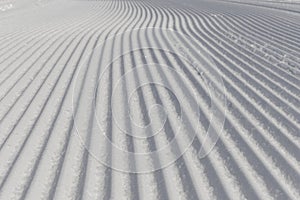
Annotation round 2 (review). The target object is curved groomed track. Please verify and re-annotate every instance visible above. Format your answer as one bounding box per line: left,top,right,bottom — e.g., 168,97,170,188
0,0,300,199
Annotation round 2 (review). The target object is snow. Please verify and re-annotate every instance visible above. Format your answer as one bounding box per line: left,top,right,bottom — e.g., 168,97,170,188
0,0,300,199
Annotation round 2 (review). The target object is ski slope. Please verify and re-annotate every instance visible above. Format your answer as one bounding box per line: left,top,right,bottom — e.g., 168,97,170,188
0,0,300,199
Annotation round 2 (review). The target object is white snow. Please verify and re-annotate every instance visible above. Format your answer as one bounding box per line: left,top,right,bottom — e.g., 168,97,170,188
0,0,299,199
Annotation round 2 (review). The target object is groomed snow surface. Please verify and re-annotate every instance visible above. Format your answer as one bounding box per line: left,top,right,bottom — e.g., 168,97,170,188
0,0,300,199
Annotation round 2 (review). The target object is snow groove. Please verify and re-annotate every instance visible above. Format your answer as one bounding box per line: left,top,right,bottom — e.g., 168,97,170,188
0,0,299,199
